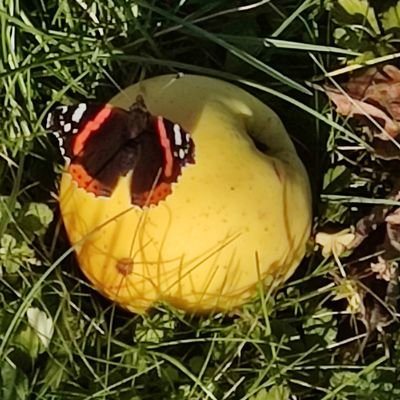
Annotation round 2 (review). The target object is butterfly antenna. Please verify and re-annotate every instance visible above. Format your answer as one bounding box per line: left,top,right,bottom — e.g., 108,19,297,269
159,72,184,92
101,66,149,110
100,66,133,104
101,65,185,107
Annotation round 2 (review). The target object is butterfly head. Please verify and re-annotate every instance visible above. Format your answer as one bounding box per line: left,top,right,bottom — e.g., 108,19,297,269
125,95,152,142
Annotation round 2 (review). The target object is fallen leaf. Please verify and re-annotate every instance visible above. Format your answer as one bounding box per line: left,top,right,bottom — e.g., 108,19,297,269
315,229,355,258
333,278,364,314
385,207,400,225
372,137,400,160
350,185,400,249
386,208,400,252
323,64,400,139
323,88,399,137
27,307,54,349
370,256,396,281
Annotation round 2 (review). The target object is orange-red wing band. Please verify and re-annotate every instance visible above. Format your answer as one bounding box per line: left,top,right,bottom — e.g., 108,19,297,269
68,163,109,196
73,105,113,155
134,181,172,207
156,116,173,178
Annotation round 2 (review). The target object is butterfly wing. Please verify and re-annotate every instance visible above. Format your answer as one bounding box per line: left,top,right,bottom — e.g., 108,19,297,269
46,103,143,197
47,98,195,207
130,116,195,207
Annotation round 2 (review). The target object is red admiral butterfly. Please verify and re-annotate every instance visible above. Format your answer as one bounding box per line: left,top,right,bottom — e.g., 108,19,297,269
46,95,195,207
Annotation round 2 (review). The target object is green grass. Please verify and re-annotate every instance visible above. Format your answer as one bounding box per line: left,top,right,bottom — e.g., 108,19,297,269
0,0,399,399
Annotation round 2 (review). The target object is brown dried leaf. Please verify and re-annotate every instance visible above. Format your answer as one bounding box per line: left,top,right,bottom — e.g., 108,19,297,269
349,183,400,249
346,65,400,121
370,256,396,282
386,208,400,252
372,137,400,160
323,64,400,139
385,207,400,224
324,88,399,137
315,229,355,257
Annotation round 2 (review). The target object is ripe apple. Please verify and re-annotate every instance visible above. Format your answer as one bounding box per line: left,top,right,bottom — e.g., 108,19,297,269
59,74,312,313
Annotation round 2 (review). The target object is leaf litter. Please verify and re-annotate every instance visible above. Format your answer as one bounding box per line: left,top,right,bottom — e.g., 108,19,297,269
318,64,400,361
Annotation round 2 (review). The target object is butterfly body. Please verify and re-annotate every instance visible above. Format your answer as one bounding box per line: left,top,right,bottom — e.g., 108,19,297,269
46,96,195,207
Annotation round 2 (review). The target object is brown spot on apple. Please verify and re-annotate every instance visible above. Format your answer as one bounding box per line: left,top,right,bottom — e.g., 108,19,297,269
116,258,134,276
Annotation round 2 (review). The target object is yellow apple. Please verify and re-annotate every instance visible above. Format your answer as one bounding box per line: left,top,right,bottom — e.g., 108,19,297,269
59,74,311,313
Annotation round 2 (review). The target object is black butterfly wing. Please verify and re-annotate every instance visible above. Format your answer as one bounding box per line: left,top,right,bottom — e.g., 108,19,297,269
46,98,195,206
130,116,195,207
46,103,143,196
46,104,107,161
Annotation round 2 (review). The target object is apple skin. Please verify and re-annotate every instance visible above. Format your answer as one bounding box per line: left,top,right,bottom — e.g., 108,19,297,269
59,74,311,313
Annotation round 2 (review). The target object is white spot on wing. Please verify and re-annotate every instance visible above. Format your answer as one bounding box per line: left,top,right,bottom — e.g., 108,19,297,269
45,113,53,129
64,122,72,133
57,138,65,155
58,106,68,114
179,149,185,159
72,104,87,123
173,124,182,146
